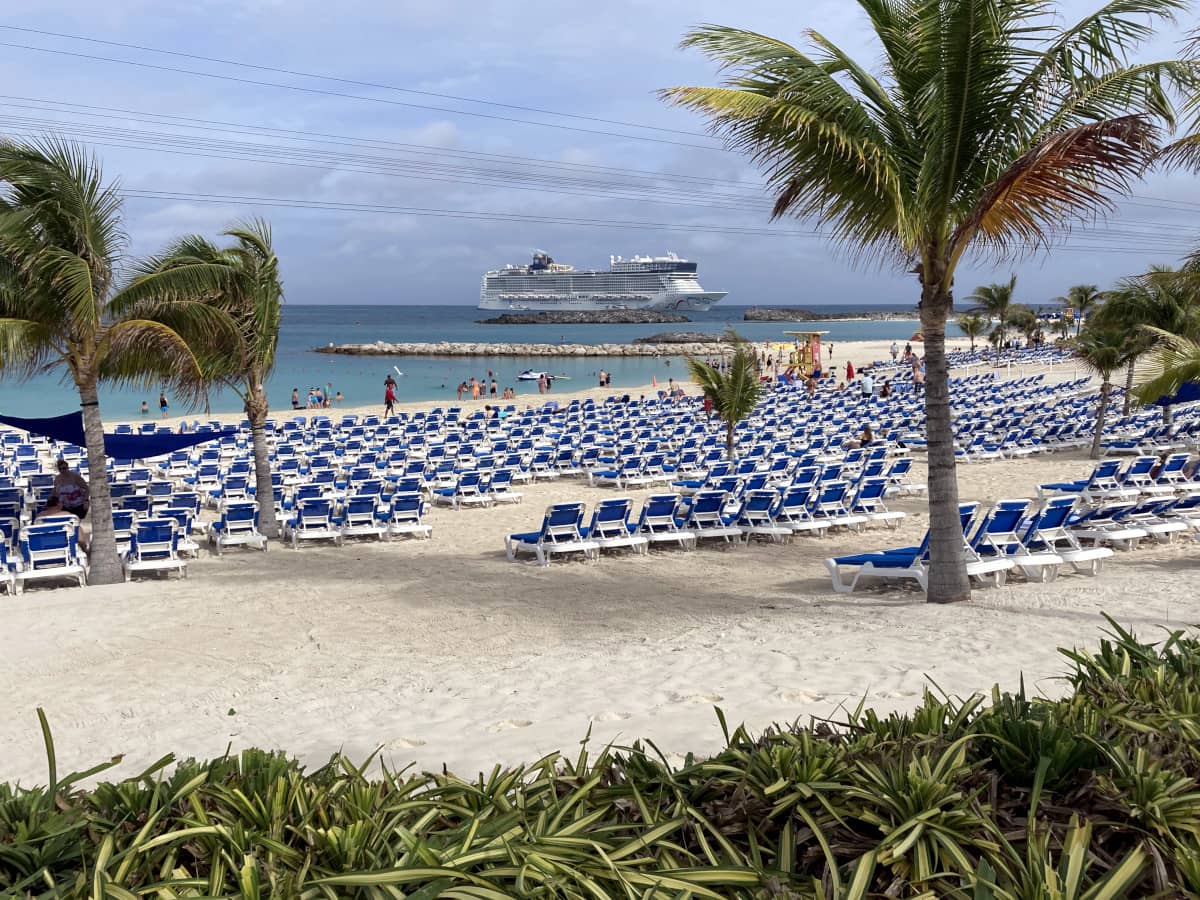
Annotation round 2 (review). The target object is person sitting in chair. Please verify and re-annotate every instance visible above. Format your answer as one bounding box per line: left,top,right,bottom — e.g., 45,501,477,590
51,458,89,519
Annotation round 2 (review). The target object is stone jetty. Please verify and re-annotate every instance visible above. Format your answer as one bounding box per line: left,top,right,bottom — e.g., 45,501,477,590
315,339,733,357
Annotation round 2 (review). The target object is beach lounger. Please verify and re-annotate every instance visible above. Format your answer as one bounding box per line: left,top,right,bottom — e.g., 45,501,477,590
635,494,697,551
849,477,906,530
15,522,87,593
1019,497,1112,575
431,470,493,509
825,503,1010,594
505,502,599,566
338,496,389,542
208,500,269,556
968,499,1062,582
683,490,744,545
737,489,792,543
387,492,433,540
284,498,343,549
773,485,829,536
123,518,187,582
582,497,649,556
486,468,523,505
1068,500,1148,551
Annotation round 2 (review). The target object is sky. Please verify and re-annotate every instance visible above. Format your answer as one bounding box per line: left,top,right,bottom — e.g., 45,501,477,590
1,1,1198,307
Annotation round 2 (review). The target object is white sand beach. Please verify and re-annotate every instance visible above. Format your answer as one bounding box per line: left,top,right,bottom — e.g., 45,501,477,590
0,338,1191,787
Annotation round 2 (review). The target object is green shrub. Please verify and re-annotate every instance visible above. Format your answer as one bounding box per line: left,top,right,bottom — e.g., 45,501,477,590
2,618,1199,898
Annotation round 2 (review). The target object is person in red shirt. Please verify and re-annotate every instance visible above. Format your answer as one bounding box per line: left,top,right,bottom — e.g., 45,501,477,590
384,382,397,416
846,361,855,381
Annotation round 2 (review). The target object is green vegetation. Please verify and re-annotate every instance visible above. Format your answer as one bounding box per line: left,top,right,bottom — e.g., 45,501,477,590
660,0,1194,604
4,620,1200,897
685,332,766,461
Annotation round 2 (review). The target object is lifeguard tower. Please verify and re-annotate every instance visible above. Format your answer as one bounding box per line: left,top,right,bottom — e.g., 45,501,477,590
782,330,829,379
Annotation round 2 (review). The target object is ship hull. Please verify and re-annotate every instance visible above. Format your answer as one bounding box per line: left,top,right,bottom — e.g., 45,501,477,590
477,291,726,312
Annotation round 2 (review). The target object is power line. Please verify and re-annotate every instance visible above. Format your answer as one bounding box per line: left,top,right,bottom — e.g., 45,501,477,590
0,40,727,151
0,24,715,139
0,95,758,192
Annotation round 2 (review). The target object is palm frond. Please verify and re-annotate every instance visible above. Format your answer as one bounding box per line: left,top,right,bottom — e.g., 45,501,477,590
952,116,1157,260
98,319,210,407
0,317,64,378
1131,327,1200,403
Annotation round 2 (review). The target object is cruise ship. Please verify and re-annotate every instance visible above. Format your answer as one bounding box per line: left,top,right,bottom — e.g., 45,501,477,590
478,251,727,311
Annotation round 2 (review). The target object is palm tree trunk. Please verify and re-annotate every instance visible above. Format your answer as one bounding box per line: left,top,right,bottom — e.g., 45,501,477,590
246,383,279,538
78,379,123,585
726,419,736,461
920,280,971,604
1090,381,1112,459
1122,362,1135,416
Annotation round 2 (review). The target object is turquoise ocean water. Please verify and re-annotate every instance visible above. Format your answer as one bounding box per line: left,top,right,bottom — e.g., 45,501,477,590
0,305,955,419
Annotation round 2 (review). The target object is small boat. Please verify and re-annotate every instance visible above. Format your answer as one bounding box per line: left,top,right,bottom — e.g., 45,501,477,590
517,370,570,382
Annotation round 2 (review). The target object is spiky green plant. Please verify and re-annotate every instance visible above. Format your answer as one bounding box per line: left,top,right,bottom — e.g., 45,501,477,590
0,137,233,584
685,332,767,460
660,0,1193,604
5,621,1200,896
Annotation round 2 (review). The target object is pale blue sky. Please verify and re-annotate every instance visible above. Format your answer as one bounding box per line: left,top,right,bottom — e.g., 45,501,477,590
1,1,1197,306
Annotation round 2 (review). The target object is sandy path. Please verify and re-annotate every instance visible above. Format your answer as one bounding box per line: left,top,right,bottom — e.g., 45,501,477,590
1,449,1195,786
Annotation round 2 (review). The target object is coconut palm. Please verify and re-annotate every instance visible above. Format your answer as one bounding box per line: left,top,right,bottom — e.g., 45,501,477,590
967,276,1018,360
1132,328,1200,410
1008,306,1045,347
956,314,988,352
1093,265,1200,416
0,138,230,584
685,333,766,461
139,221,284,537
1076,326,1137,458
661,1,1189,603
1056,284,1103,335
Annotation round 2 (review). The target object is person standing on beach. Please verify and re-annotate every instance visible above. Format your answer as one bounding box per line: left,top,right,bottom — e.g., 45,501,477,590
860,370,874,399
827,342,834,359
598,368,607,388
384,380,397,416
845,361,855,382
890,341,899,362
291,388,300,410
490,379,497,397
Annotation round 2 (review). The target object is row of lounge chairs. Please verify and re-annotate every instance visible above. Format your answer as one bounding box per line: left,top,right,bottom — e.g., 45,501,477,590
506,482,908,566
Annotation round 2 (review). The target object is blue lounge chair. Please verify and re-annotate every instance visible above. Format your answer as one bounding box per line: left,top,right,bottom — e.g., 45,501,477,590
683,490,744,544
737,489,792,544
387,492,433,540
209,500,268,556
582,498,649,556
505,502,599,566
1069,500,1148,551
825,503,1010,594
16,522,87,593
1019,497,1112,575
634,494,696,551
968,499,1062,582
849,477,906,530
123,518,187,582
284,498,343,549
339,495,389,542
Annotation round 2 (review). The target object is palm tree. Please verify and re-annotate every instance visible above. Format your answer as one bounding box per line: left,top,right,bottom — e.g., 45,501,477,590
1008,306,1044,347
1076,326,1136,458
967,276,1018,361
140,221,284,537
1092,266,1200,416
0,138,228,583
662,1,1187,603
1132,328,1200,409
685,333,766,461
956,314,988,352
1056,284,1103,336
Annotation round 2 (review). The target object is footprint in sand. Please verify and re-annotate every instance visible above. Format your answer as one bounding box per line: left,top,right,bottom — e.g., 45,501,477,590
668,692,724,704
590,711,632,722
777,690,824,704
386,737,426,750
488,719,533,732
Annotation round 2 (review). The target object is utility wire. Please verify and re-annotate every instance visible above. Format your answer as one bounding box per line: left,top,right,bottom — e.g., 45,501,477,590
0,24,716,139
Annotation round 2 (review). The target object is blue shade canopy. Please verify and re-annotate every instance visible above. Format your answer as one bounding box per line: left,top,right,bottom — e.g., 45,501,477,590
0,412,236,459
1151,382,1200,407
